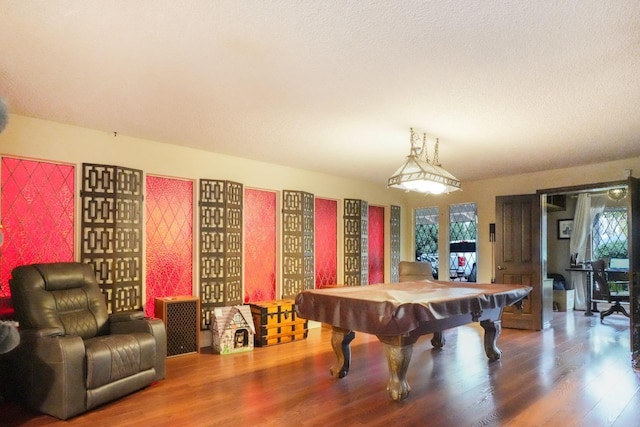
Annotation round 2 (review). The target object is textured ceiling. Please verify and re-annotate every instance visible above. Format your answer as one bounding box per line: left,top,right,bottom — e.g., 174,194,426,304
1,1,640,186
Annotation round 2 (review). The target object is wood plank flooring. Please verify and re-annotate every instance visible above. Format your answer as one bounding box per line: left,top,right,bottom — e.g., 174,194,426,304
2,310,639,426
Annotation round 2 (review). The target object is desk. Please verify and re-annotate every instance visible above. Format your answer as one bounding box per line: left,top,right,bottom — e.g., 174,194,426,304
566,266,595,316
294,280,532,401
566,266,629,316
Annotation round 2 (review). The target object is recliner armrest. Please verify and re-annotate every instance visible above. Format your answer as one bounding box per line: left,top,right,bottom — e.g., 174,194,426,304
109,310,145,323
9,330,86,419
109,317,167,381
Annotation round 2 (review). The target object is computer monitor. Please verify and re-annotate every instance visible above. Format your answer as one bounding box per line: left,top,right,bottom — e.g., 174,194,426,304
609,258,629,270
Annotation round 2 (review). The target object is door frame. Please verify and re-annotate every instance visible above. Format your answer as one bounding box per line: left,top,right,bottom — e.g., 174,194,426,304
538,178,637,366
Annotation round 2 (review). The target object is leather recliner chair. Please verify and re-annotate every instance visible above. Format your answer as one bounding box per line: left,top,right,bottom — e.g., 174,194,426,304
7,262,167,420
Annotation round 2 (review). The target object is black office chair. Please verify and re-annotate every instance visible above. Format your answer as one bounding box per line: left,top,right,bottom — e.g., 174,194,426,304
591,259,629,321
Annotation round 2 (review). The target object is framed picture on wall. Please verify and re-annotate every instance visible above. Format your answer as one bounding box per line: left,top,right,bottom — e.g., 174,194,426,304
558,219,573,240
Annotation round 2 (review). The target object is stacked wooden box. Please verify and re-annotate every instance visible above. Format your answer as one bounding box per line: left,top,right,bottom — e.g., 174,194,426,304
249,299,308,347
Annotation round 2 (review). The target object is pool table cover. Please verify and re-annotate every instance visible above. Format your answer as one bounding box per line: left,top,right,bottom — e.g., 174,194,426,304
295,280,532,336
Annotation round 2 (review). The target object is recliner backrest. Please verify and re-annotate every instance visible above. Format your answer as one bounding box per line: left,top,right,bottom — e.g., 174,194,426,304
10,262,109,339
399,261,433,282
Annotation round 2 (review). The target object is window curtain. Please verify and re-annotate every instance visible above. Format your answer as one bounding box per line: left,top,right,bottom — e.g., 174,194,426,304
569,193,607,310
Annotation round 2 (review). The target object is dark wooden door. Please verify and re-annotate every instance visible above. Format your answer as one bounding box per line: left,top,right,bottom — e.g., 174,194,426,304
495,194,547,330
628,177,640,368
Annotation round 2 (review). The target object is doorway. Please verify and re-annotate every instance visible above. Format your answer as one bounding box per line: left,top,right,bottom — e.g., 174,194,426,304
539,177,640,369
541,183,629,316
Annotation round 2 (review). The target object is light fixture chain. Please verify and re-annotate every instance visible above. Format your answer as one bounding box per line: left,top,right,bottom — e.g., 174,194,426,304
409,128,420,157
421,133,429,163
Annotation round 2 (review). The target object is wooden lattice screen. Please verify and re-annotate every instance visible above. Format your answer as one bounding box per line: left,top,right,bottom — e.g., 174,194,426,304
199,179,243,329
390,205,401,282
80,163,143,313
344,199,368,286
282,190,314,299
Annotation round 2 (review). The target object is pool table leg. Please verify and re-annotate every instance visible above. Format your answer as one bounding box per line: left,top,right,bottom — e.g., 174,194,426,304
431,331,445,348
330,327,355,378
381,342,413,401
480,318,502,361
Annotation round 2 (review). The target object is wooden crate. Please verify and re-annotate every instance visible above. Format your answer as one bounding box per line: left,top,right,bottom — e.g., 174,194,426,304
249,299,308,347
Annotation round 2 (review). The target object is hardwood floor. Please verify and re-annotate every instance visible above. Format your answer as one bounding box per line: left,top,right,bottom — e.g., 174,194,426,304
2,310,639,426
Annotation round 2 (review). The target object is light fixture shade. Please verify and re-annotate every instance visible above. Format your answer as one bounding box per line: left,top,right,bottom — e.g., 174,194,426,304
387,129,461,195
607,187,627,202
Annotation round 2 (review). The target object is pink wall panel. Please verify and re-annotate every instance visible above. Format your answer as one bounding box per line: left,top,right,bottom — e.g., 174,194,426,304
145,176,193,317
314,198,337,288
368,205,384,284
0,157,75,297
244,189,276,302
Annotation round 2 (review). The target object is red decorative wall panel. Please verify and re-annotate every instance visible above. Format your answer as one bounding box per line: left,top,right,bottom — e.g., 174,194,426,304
145,176,193,317
315,198,337,288
244,189,276,302
1,157,75,297
368,205,384,284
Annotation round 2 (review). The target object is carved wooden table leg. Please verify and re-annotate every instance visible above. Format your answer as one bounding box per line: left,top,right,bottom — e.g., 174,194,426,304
382,342,413,401
480,318,502,361
330,327,355,378
377,334,420,401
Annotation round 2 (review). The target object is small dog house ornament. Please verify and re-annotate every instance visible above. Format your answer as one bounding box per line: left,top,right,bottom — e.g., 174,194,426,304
211,305,255,354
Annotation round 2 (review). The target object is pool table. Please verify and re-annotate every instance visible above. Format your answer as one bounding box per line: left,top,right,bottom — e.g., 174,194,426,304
295,280,532,401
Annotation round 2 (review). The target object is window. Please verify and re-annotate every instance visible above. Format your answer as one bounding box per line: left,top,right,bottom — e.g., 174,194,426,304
368,205,384,284
244,188,277,302
145,175,193,317
1,157,75,297
314,198,337,288
415,207,439,279
449,203,477,282
592,207,628,260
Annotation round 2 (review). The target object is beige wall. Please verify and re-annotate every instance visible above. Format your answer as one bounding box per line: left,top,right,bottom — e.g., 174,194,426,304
546,197,577,282
1,115,409,203
2,114,639,289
